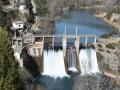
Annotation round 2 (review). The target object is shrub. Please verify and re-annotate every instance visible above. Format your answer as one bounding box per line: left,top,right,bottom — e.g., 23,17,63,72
106,43,116,49
0,27,24,90
97,44,102,48
100,34,111,39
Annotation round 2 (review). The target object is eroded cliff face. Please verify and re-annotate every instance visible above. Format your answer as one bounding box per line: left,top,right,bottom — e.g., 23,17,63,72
74,75,120,90
97,38,120,72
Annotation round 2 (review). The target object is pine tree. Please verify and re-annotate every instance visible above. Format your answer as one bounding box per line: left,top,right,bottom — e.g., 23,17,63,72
0,27,24,90
0,0,10,5
0,9,7,28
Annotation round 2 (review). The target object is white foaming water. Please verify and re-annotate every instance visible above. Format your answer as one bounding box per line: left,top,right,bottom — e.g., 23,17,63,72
43,50,67,78
68,67,78,72
79,48,100,75
67,49,78,72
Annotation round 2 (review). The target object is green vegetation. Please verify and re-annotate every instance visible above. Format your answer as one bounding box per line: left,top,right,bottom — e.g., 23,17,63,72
0,8,18,28
0,27,24,90
98,48,104,52
106,41,120,49
26,14,34,23
100,34,112,39
0,9,7,27
97,44,102,48
114,0,120,14
0,0,10,5
114,6,120,14
25,0,34,23
25,0,33,9
106,43,116,49
35,0,47,16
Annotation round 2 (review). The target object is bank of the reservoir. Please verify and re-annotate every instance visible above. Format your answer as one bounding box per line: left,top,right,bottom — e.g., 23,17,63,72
95,14,120,34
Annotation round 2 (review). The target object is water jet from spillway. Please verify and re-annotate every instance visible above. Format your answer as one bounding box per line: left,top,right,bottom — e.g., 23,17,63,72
67,48,78,72
79,48,100,75
43,50,67,78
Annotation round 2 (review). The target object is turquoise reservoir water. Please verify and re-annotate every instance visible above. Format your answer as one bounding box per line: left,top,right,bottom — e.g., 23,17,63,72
54,9,117,36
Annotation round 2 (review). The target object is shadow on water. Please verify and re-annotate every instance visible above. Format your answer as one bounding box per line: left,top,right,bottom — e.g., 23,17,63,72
22,49,40,77
36,72,78,90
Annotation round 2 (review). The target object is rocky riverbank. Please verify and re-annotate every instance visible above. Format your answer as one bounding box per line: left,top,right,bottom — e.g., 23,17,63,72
95,12,120,75
95,13,120,34
96,37,120,85
74,74,120,90
103,18,120,34
94,8,120,86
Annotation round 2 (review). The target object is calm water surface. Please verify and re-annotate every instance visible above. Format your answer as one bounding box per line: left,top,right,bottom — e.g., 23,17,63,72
54,9,117,36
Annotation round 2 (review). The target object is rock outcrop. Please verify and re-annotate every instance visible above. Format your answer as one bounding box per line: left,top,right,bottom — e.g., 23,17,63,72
97,38,120,72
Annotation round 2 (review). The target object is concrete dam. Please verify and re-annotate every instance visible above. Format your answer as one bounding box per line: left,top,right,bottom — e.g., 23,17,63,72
18,34,100,77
